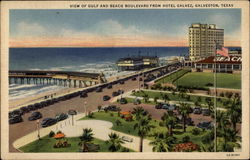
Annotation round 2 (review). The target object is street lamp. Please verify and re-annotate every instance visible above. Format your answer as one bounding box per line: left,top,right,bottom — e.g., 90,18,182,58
84,101,87,116
36,120,40,140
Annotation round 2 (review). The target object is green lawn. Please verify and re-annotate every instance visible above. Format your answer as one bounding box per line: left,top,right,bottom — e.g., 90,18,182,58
132,90,228,108
174,72,241,89
19,136,113,152
156,69,190,83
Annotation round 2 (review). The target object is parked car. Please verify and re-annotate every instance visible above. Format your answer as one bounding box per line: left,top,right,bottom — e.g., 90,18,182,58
119,81,125,84
55,113,68,121
20,106,29,114
132,77,137,81
41,118,57,127
103,95,111,101
112,91,120,97
119,98,128,104
68,109,77,115
133,98,141,105
202,109,210,116
139,78,143,81
28,112,42,121
107,84,112,89
161,103,170,110
193,107,202,114
155,103,163,109
168,105,176,111
122,136,133,142
104,105,119,111
80,92,88,98
9,115,23,124
118,89,124,94
197,121,213,130
96,87,103,92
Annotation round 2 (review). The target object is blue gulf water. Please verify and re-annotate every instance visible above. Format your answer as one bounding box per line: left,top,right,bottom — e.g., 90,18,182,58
9,47,188,70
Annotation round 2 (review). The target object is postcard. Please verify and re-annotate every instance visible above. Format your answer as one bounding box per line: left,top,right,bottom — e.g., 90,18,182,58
1,0,249,159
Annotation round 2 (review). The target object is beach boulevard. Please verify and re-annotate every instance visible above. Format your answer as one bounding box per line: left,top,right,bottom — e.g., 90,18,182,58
9,65,171,152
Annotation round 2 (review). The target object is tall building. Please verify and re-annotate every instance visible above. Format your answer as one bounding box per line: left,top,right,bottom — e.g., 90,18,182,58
189,23,224,61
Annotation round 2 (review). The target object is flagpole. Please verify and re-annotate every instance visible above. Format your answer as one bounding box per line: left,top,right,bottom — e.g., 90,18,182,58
214,42,217,152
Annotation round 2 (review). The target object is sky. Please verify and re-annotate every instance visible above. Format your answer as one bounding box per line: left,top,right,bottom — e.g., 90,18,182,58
10,9,241,47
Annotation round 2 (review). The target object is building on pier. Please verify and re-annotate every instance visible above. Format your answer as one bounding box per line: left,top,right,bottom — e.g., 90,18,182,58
117,56,159,71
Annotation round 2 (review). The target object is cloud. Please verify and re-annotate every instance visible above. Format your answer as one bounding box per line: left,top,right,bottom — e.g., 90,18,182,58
14,21,47,37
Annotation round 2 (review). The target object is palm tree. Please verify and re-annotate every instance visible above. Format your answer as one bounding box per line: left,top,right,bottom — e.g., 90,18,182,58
79,128,94,152
106,132,124,152
161,93,170,103
149,132,176,152
178,102,192,132
160,111,178,136
133,106,146,120
226,97,241,131
134,114,154,152
142,94,149,103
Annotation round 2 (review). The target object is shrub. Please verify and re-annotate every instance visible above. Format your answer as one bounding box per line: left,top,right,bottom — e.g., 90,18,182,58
205,83,213,87
49,131,55,137
182,135,190,143
192,128,201,135
110,113,114,117
57,130,62,134
219,92,224,97
88,112,94,118
115,119,122,126
121,148,130,152
97,106,102,112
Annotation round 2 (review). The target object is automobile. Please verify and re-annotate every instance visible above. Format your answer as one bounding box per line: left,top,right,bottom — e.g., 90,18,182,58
179,117,194,126
20,106,29,114
112,91,120,97
80,92,88,98
28,112,42,121
118,89,124,94
161,103,170,110
139,78,143,81
107,84,112,89
41,118,57,127
27,104,36,111
122,136,133,142
202,109,210,116
132,77,137,81
133,98,141,105
104,105,119,111
193,107,202,114
9,115,23,124
119,98,128,104
168,105,176,111
96,87,103,92
11,109,23,116
103,95,111,101
119,81,125,84
155,103,163,109
197,121,213,130
55,113,68,121
68,109,77,115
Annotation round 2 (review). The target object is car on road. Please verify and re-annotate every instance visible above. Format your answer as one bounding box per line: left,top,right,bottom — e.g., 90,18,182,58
202,108,210,116
155,103,163,109
119,98,128,104
41,118,57,127
80,92,88,98
68,109,77,115
104,105,119,111
119,81,125,84
122,136,133,142
9,115,23,124
96,87,103,92
55,113,68,121
28,112,42,121
197,121,213,130
161,103,170,110
193,107,202,114
107,84,112,89
103,95,111,101
112,91,120,97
